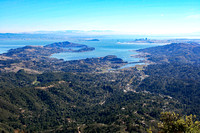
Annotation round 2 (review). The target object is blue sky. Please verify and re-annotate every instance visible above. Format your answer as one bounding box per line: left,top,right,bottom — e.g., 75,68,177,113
0,0,200,34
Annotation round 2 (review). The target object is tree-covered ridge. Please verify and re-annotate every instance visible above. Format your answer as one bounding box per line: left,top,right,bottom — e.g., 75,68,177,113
0,69,182,132
137,63,200,115
4,41,95,59
137,43,200,64
45,41,87,48
136,43,200,119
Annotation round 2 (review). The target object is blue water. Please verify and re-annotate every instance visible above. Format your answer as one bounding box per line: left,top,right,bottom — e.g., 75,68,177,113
0,39,162,67
51,39,160,63
0,40,63,54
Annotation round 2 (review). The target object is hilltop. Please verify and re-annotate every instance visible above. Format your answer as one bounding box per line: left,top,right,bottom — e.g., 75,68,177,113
137,43,200,64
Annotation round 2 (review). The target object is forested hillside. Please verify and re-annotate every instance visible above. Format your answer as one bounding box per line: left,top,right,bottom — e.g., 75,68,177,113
0,42,200,132
137,43,200,64
137,43,200,118
0,69,182,132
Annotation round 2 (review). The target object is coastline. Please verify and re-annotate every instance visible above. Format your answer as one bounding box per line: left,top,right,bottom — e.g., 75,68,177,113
117,42,170,45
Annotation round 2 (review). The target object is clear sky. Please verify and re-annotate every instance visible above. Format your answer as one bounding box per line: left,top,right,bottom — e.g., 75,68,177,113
0,0,200,34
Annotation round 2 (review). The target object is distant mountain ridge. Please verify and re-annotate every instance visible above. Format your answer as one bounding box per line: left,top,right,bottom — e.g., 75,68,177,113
45,41,87,48
0,30,116,40
137,43,200,64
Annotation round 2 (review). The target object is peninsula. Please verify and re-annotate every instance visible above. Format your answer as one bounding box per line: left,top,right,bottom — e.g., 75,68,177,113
0,41,126,73
118,38,200,44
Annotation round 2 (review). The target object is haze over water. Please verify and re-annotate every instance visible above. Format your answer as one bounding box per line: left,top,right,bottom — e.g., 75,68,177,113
0,39,161,63
51,39,160,63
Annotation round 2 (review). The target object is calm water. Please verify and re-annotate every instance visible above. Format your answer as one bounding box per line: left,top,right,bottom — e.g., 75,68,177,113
51,39,160,63
0,39,162,67
0,40,60,54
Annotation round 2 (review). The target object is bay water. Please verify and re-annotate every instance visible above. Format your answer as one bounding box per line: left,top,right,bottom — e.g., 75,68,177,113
0,39,162,68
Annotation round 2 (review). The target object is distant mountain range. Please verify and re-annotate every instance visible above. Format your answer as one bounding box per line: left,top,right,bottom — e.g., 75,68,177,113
0,30,118,40
30,30,116,35
0,30,200,40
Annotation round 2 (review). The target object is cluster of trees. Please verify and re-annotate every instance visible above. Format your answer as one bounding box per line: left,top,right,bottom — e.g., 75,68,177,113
0,69,183,132
138,63,200,113
157,112,200,133
137,43,200,117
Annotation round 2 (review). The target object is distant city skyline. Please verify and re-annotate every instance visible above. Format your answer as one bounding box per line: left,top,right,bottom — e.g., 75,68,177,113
0,0,200,35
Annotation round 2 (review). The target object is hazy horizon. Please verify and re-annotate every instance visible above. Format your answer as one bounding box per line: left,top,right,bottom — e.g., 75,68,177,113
0,0,200,35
